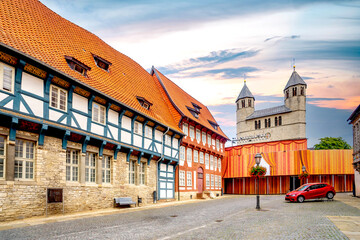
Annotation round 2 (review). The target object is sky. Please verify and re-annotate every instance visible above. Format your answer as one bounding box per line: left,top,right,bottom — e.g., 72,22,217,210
40,0,360,147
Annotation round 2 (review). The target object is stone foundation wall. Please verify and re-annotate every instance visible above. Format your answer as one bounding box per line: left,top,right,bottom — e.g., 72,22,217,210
176,191,221,200
0,134,157,222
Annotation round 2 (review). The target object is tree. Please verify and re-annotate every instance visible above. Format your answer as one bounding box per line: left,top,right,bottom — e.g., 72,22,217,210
314,137,352,150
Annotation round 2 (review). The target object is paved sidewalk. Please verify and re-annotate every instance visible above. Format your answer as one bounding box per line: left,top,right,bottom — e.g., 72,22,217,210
328,193,360,240
0,196,229,231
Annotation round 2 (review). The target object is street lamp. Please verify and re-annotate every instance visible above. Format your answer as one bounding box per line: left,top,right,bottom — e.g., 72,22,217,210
255,153,262,210
302,165,306,173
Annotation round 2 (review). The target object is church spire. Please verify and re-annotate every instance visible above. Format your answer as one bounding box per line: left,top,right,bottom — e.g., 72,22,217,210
236,80,254,102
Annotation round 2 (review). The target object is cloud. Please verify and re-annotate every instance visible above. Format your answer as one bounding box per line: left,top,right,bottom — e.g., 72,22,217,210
157,48,259,75
264,35,300,42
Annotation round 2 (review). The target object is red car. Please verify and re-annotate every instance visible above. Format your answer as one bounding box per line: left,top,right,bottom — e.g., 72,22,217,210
285,183,336,203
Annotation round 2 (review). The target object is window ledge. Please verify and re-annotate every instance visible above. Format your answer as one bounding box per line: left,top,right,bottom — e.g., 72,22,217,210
14,180,36,185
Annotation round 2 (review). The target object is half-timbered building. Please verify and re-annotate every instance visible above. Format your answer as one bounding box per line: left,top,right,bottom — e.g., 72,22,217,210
151,68,229,199
0,0,183,221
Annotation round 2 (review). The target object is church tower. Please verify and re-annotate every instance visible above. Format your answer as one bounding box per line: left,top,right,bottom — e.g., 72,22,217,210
236,81,254,139
283,67,307,139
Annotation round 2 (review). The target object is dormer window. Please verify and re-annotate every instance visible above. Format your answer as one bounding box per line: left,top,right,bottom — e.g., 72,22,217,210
208,120,219,131
191,103,202,113
136,96,153,110
93,54,112,71
65,56,90,76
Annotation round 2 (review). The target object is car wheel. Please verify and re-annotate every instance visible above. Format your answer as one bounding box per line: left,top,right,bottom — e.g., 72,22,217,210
326,192,334,200
297,196,305,203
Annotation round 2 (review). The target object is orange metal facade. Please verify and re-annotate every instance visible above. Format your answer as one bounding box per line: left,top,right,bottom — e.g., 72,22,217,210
223,139,354,194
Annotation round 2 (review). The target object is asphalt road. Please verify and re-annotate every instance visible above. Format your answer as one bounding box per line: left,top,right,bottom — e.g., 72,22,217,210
1,194,360,240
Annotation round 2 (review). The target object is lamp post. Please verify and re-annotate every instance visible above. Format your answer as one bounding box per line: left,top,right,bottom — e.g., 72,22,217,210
302,165,306,184
255,153,262,210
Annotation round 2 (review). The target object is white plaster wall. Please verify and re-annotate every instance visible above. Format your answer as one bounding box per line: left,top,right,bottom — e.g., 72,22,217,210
108,125,118,140
72,112,87,130
155,143,161,153
0,92,9,102
165,146,171,156
144,139,151,150
134,135,142,147
22,73,43,97
49,109,63,122
22,95,43,117
4,100,13,109
172,150,178,158
108,109,118,125
72,93,88,113
121,130,131,144
173,138,179,149
122,116,131,130
155,130,162,142
91,123,104,136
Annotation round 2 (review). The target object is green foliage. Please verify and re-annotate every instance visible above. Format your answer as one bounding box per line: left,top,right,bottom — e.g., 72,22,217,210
250,165,267,177
298,172,309,180
314,137,351,150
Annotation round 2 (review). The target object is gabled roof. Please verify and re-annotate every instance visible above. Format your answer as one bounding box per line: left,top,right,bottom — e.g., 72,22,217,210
284,70,307,91
236,82,254,102
347,104,360,123
152,68,229,140
0,0,181,133
246,105,291,120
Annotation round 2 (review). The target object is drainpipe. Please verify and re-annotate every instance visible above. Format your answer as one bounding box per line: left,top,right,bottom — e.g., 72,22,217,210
155,127,170,203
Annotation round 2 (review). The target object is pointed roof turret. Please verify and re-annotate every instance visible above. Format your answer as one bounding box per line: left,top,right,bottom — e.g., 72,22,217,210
236,81,254,102
284,69,307,91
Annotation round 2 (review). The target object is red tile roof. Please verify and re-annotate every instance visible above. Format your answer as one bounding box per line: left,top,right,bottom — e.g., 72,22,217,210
152,68,229,140
0,0,181,133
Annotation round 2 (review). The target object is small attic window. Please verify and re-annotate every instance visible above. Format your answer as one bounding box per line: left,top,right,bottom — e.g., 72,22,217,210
65,56,91,76
191,102,202,113
93,54,112,71
187,107,200,119
137,96,153,110
208,120,219,131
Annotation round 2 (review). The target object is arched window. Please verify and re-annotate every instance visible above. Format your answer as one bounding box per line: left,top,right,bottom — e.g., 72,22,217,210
279,116,282,126
286,90,289,99
301,87,304,96
265,119,268,128
293,87,297,96
241,100,245,108
255,121,257,130
258,120,261,129
268,118,271,127
248,99,252,107
275,117,278,126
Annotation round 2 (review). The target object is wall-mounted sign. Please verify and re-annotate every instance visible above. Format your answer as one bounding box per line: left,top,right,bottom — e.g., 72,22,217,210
232,132,271,145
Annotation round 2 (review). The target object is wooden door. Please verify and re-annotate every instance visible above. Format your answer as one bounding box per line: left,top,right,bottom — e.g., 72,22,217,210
197,167,204,193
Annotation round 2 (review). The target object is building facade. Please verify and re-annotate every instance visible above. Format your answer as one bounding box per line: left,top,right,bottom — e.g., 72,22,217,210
235,69,306,145
348,104,360,197
151,69,228,199
0,0,187,221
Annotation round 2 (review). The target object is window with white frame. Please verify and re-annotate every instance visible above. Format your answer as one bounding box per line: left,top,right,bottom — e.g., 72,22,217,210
102,155,111,183
207,134,211,146
214,156,217,171
145,125,152,138
202,131,206,144
15,139,35,180
216,139,220,150
85,152,96,183
0,136,5,179
215,175,218,189
179,170,185,186
139,162,145,185
187,148,192,165
0,62,15,93
205,153,209,168
210,155,213,170
206,174,210,187
183,123,188,136
199,151,204,164
165,135,171,146
196,129,201,141
189,126,195,138
92,102,106,124
129,160,136,184
193,150,198,163
180,146,185,162
187,171,192,186
50,85,67,111
211,174,214,188
134,121,143,135
218,158,221,171
66,148,79,181
218,176,221,189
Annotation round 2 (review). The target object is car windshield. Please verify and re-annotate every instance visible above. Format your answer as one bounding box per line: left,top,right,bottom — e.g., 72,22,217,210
296,185,309,191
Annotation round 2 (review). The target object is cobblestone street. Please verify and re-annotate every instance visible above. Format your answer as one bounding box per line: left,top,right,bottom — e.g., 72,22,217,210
1,193,360,240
